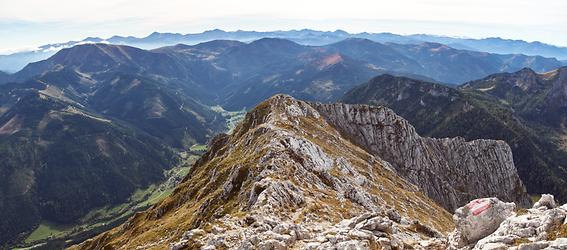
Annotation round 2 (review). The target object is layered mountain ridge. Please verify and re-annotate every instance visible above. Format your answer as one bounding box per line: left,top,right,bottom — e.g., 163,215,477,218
462,67,567,127
73,95,528,249
2,40,562,111
2,29,567,73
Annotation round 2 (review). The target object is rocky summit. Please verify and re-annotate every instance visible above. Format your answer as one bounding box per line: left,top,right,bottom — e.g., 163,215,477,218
71,95,535,249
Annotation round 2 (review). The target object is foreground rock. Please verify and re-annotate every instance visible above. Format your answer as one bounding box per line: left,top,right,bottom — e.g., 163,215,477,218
170,212,446,250
449,195,567,249
169,196,566,250
449,198,516,248
473,197,567,249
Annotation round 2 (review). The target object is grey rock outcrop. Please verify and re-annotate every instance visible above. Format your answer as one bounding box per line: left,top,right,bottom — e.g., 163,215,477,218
166,96,536,250
534,194,557,210
471,195,567,249
169,212,448,250
312,102,531,211
449,198,516,248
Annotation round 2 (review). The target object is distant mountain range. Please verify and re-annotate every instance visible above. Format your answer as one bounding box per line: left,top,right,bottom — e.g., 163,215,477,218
2,29,567,73
342,68,567,205
3,39,561,108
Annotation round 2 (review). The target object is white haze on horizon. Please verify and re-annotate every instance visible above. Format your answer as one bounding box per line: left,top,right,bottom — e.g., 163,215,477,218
0,0,566,51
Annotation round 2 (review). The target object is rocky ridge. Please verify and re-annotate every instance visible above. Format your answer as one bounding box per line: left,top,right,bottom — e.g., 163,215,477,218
73,95,532,249
312,102,531,211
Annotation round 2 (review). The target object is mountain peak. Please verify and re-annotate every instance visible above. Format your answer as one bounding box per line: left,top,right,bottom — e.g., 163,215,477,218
75,95,529,249
462,67,543,94
192,39,245,51
51,43,141,67
370,73,399,81
336,37,376,45
55,42,132,54
203,28,226,34
366,74,443,87
13,43,159,80
517,67,537,74
229,38,305,56
250,37,300,46
231,94,317,137
74,94,456,249
82,37,104,42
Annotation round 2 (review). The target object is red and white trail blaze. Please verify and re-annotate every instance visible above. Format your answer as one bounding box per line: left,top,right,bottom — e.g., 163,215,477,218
466,199,492,216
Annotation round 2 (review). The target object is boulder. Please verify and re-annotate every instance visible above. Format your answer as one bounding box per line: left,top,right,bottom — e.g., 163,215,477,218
354,216,393,233
169,240,188,250
472,195,566,249
335,240,371,250
547,238,567,249
533,194,557,210
258,239,287,250
517,241,550,250
449,198,515,247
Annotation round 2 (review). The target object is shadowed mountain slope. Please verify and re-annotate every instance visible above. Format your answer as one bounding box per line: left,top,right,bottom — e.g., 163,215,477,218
0,91,177,245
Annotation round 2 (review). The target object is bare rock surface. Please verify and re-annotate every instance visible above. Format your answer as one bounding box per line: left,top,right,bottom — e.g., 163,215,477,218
534,194,558,210
449,198,516,248
169,212,449,250
312,102,532,211
448,195,567,250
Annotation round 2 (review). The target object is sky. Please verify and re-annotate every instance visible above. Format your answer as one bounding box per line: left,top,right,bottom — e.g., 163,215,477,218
0,0,566,54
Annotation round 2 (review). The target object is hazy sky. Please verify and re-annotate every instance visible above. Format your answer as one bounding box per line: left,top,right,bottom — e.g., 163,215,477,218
1,0,566,53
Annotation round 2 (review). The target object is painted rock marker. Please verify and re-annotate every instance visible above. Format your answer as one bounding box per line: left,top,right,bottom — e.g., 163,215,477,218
466,199,492,216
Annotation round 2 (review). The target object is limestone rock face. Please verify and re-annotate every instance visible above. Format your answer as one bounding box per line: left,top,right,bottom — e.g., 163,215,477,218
312,102,532,211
